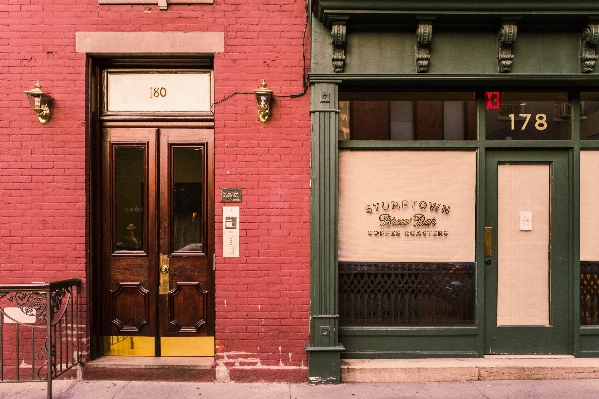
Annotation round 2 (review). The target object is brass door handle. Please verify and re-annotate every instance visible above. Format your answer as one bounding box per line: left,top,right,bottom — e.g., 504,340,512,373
485,227,493,257
159,254,170,294
160,254,170,273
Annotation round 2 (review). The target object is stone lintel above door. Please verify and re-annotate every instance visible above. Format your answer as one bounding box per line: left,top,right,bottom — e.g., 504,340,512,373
76,31,224,55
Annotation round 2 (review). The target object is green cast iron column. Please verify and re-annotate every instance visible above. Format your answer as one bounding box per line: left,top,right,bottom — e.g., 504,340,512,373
305,79,345,384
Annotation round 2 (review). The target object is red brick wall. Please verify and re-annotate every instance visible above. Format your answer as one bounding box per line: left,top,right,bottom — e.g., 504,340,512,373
0,0,310,382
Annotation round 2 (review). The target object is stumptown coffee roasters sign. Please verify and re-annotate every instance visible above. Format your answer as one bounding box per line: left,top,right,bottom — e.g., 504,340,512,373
366,200,450,237
338,150,475,263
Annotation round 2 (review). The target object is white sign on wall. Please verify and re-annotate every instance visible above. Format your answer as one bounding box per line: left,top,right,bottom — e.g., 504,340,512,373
3,307,36,324
105,71,212,113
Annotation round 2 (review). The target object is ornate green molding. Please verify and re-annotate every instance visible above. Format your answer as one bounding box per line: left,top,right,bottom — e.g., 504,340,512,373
416,22,433,73
312,1,599,30
498,23,517,73
307,73,599,87
331,16,350,73
581,24,599,73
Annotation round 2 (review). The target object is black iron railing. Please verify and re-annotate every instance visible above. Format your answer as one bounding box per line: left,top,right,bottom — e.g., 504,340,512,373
581,262,599,325
339,262,475,327
0,279,81,399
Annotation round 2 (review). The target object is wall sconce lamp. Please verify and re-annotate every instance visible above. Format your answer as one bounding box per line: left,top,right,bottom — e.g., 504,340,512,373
254,80,273,123
24,81,52,124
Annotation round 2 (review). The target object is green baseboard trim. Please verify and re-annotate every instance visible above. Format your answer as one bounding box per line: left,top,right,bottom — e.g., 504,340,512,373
341,350,480,359
305,344,346,352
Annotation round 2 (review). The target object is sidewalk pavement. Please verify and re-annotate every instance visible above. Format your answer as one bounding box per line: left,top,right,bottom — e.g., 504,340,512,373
2,379,599,399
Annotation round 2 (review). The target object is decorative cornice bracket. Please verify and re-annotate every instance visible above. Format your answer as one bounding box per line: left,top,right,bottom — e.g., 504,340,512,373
330,16,350,73
416,21,433,73
498,23,518,73
581,24,599,73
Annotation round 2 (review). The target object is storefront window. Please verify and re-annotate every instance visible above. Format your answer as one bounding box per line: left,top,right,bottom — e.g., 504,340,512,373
339,92,477,141
580,151,599,325
337,150,476,326
581,93,599,140
485,92,570,140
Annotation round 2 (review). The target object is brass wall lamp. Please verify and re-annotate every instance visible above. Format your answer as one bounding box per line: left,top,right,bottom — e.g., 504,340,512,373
24,81,52,124
254,80,273,123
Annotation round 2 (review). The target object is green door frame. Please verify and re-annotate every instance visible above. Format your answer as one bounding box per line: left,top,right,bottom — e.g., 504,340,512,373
484,150,572,354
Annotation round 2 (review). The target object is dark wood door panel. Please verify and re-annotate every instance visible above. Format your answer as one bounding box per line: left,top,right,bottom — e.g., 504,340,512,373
158,129,215,339
101,127,215,353
168,282,208,334
107,259,150,284
110,282,151,333
102,128,158,337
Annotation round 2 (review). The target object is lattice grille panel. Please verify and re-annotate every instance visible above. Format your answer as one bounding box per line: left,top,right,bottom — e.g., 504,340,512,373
581,262,599,325
339,262,475,326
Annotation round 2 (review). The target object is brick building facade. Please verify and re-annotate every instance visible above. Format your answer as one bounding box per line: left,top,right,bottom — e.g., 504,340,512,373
1,0,310,382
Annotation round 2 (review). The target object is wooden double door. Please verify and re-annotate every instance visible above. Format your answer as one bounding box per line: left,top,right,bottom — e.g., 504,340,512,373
101,127,214,356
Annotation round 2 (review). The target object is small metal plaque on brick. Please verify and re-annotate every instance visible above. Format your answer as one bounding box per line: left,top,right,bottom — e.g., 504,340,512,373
221,188,242,203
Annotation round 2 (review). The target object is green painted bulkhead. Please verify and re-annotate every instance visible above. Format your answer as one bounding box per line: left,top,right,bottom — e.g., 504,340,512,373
307,0,599,384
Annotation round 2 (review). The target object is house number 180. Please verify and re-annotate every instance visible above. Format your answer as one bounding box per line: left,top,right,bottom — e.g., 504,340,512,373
150,87,167,98
508,113,547,131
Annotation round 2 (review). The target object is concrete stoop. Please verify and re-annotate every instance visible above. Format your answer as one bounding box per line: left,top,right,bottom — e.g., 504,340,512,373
341,356,599,383
80,357,216,382
79,357,307,383
75,355,599,383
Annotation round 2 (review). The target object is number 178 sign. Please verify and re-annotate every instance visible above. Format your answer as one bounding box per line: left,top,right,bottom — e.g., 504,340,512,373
508,113,547,131
485,92,553,132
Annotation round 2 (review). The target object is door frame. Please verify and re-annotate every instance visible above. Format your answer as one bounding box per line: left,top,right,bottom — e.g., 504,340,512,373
88,58,216,359
483,149,572,355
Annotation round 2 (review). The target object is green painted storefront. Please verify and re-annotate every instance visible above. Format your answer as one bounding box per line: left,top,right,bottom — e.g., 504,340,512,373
306,1,599,384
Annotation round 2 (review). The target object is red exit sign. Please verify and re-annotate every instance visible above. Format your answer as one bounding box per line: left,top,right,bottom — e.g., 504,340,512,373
485,92,501,109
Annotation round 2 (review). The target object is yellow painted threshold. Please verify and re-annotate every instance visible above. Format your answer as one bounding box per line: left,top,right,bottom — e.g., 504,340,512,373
103,336,154,356
161,337,215,356
103,336,215,356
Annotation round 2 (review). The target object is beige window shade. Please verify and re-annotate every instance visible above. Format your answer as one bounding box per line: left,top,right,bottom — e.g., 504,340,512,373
338,151,476,263
497,164,549,326
581,151,599,261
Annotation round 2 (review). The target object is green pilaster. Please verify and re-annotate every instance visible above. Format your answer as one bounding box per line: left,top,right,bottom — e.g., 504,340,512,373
306,80,345,384
571,91,581,356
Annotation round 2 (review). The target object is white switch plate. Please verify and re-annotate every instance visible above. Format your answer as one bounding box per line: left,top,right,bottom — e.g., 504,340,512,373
520,211,533,231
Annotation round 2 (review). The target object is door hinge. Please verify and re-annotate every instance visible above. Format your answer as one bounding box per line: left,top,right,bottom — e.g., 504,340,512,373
213,254,216,271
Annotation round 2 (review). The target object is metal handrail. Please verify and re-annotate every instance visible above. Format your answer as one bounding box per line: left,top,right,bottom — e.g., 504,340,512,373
0,278,81,399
